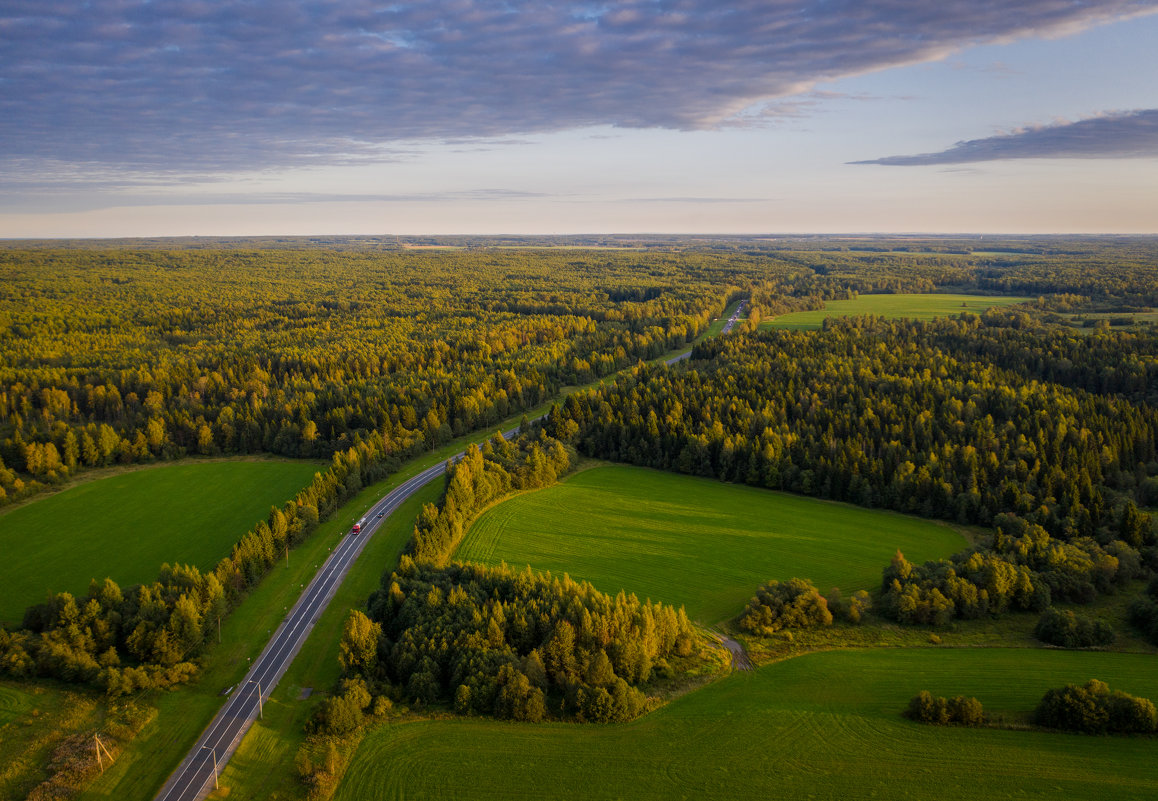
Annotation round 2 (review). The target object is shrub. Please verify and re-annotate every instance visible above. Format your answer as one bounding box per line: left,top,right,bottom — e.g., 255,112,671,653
1034,608,1114,648
1035,679,1157,734
738,578,833,635
905,691,984,726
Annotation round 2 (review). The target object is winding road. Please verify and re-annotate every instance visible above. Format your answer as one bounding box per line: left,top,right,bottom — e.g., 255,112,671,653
153,299,748,801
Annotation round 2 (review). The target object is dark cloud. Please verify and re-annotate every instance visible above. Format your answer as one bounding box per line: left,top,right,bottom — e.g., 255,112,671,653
2,1,1155,177
853,109,1158,165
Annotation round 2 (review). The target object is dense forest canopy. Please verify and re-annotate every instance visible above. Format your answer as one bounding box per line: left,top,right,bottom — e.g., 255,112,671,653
5,237,1158,507
0,247,768,504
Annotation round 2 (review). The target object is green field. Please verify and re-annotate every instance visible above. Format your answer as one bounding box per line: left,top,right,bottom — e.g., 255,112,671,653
336,648,1158,801
0,684,34,727
457,466,967,624
0,459,320,626
763,293,1031,331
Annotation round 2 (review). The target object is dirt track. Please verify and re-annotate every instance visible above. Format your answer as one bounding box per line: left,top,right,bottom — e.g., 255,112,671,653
718,634,753,671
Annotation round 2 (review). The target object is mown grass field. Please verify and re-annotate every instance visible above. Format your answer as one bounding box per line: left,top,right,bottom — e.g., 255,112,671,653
457,465,967,624
762,293,1032,331
0,459,321,625
336,647,1158,801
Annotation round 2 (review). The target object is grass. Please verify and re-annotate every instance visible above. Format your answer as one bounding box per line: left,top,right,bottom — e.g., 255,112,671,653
0,681,102,800
762,293,1032,331
335,647,1158,801
457,465,968,624
0,459,321,626
72,464,442,801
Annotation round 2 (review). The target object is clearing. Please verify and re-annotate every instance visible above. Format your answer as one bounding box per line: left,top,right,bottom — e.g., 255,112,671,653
763,293,1032,331
0,459,320,626
457,465,967,624
335,647,1158,801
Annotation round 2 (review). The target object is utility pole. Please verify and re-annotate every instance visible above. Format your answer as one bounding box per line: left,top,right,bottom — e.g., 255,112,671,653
202,746,219,790
217,614,222,644
94,734,114,773
249,679,263,720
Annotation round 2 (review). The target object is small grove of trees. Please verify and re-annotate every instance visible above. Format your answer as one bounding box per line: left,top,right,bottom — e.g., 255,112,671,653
1034,608,1114,649
1128,577,1158,646
904,691,985,726
352,559,697,724
825,588,873,623
0,436,396,693
333,557,694,726
879,515,1143,627
1035,680,1157,734
737,578,833,635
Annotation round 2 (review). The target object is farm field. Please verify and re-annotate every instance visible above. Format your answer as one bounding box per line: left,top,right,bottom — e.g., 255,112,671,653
457,465,967,624
335,647,1158,801
0,459,320,626
762,293,1032,331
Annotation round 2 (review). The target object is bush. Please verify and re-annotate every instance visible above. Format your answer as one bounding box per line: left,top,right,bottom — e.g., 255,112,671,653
1128,595,1158,645
1034,608,1114,648
738,578,833,635
1035,679,1157,734
905,690,984,726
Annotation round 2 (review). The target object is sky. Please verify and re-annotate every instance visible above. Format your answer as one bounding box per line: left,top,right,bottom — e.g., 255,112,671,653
2,1,1157,237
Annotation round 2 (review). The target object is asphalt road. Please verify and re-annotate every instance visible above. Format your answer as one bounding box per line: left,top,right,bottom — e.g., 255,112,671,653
664,301,746,365
154,300,748,801
151,449,481,801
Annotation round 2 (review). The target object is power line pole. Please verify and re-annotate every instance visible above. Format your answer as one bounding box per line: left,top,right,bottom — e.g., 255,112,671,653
94,734,114,773
202,746,219,790
248,679,263,720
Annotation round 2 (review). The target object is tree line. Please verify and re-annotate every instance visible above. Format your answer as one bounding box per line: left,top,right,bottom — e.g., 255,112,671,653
0,436,397,693
544,315,1156,542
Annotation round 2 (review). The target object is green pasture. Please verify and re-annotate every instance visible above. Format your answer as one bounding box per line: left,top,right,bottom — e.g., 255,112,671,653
336,647,1158,801
763,293,1031,331
457,465,967,624
0,684,35,727
0,459,320,629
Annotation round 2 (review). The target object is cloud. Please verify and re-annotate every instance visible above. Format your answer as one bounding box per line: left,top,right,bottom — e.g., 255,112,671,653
2,1,1155,177
0,186,553,214
853,109,1158,165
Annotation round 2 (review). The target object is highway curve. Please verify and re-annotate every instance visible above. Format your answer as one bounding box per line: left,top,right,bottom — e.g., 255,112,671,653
153,299,747,801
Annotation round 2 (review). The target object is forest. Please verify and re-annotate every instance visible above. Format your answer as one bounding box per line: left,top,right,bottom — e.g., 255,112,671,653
5,239,1158,691
0,247,760,507
540,310,1158,632
5,238,1158,509
4,237,1158,801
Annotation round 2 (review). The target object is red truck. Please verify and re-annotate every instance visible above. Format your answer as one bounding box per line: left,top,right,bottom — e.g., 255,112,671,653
352,518,365,534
